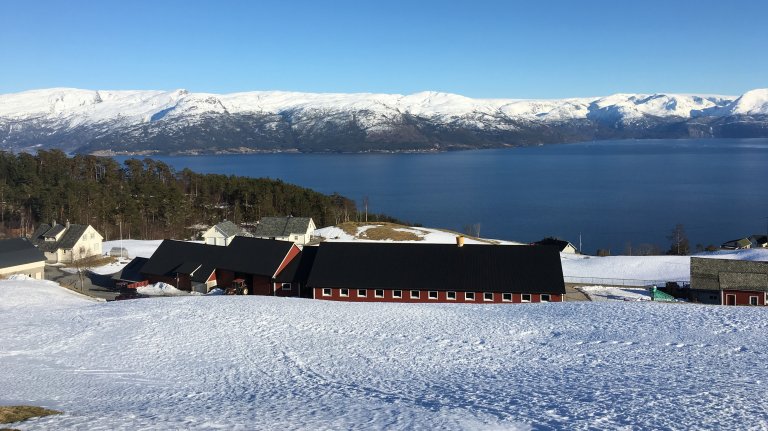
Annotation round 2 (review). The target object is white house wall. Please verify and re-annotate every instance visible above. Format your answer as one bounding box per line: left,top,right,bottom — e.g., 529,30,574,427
0,261,46,280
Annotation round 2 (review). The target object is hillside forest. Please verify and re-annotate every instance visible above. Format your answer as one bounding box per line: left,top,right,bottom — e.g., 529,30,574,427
0,150,397,240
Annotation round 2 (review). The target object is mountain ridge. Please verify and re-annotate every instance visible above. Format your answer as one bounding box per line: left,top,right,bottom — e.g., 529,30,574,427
1,87,767,154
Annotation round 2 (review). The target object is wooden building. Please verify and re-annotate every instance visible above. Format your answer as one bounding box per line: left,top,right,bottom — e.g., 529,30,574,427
690,257,768,306
306,242,565,303
140,237,300,294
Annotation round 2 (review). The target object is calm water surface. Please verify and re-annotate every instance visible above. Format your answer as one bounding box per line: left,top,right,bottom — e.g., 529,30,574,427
117,138,768,253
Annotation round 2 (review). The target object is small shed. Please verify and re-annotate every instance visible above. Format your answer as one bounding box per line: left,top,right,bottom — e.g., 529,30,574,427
109,247,130,258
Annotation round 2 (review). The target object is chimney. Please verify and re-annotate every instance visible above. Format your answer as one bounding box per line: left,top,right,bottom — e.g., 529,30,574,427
66,219,70,229
52,219,57,227
456,235,465,247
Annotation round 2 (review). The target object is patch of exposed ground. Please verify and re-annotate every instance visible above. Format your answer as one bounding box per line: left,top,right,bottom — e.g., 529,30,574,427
0,406,61,427
338,222,426,241
359,225,424,241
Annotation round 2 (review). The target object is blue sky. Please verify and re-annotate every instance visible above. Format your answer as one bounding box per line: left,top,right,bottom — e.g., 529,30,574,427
1,0,766,98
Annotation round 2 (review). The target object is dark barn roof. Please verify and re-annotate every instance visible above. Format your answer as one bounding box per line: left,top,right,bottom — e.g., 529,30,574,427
112,257,150,283
533,237,574,252
0,238,46,268
276,246,319,284
226,236,297,276
306,243,565,294
140,237,296,282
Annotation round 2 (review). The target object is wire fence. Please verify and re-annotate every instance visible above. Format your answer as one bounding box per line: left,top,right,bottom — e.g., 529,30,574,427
563,276,690,287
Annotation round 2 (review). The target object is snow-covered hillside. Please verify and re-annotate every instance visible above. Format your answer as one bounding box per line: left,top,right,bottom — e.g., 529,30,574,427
313,224,523,245
2,87,767,154
2,279,768,430
1,88,751,125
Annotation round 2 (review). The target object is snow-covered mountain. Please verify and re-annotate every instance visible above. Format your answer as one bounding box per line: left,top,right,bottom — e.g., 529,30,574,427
1,88,767,154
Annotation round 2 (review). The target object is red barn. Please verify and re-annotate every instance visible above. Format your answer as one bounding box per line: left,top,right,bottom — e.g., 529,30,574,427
690,257,768,306
139,237,300,295
306,242,565,303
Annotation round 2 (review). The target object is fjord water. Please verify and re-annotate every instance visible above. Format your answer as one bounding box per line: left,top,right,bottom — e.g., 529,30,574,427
119,138,768,253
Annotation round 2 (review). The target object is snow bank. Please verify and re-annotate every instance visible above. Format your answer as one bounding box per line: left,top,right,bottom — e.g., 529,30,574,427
2,280,768,430
561,254,690,283
579,285,651,302
0,279,95,311
698,248,768,262
137,282,198,296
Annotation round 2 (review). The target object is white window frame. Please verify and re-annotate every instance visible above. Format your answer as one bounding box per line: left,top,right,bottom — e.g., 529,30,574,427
322,288,332,297
428,291,438,300
393,290,402,299
749,295,759,306
281,283,292,291
340,288,349,297
375,289,384,298
502,293,512,302
521,293,531,303
357,289,367,298
410,290,420,299
541,294,551,302
483,292,494,302
465,292,475,301
446,291,456,300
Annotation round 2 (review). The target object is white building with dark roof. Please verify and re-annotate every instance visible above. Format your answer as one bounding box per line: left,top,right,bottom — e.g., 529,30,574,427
253,216,316,245
0,238,46,279
202,220,252,246
30,220,103,264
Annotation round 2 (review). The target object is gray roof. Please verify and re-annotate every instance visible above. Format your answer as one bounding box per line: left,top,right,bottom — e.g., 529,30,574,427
0,238,46,268
43,224,65,238
254,217,313,238
691,257,768,292
30,223,91,252
215,220,243,237
208,220,252,238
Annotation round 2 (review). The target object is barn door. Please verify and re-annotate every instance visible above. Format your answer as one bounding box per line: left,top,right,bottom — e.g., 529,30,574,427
725,294,736,306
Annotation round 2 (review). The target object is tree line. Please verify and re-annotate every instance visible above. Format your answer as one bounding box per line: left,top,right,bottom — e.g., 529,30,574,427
0,150,400,241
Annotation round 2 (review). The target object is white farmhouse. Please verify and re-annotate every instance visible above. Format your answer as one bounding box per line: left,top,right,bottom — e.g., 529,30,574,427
202,220,252,246
30,220,104,264
253,216,316,245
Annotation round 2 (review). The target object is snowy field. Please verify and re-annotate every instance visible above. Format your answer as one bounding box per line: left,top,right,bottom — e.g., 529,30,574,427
2,280,768,430
561,248,768,284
